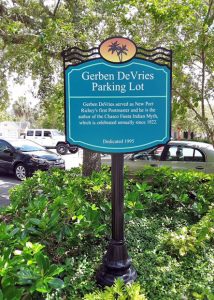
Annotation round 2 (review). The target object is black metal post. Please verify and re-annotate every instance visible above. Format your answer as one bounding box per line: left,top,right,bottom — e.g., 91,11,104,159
112,153,124,242
96,154,137,286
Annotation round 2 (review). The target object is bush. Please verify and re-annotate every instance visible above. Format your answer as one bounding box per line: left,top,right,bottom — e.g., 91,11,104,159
0,167,213,299
0,223,64,299
0,168,112,299
163,206,214,256
84,278,147,300
136,166,214,216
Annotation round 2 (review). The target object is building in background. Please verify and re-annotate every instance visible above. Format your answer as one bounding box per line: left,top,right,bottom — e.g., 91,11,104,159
171,127,209,142
0,121,30,139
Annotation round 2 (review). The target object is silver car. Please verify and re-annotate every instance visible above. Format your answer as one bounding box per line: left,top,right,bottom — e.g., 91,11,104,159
101,141,214,174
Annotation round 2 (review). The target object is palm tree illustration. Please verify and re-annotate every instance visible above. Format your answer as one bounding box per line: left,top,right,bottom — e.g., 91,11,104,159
108,41,128,62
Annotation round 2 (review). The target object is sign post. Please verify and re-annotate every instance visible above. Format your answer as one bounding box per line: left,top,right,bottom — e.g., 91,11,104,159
62,37,172,286
95,153,137,285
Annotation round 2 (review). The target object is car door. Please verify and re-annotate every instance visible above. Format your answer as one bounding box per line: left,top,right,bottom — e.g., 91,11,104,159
0,141,15,172
125,146,163,173
205,160,214,174
160,145,206,172
26,130,35,142
26,130,44,146
43,130,54,147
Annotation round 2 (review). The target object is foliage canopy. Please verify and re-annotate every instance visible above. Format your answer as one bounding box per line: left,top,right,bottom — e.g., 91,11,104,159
0,0,213,141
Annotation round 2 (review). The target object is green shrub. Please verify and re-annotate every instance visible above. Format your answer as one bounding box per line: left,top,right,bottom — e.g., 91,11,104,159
127,216,214,300
0,223,64,299
84,278,147,300
8,168,111,248
0,166,213,299
136,167,214,216
164,206,214,256
1,168,112,299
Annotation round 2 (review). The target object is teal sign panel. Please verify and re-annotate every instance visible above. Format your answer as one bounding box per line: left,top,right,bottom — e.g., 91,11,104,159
65,58,171,153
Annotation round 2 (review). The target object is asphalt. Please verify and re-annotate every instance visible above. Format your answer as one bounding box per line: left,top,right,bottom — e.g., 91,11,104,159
0,173,20,207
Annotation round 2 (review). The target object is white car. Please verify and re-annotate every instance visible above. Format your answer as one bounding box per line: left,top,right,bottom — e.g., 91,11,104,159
101,141,214,174
24,129,78,155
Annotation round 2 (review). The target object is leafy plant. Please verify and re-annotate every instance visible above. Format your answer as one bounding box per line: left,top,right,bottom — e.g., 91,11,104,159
163,206,214,256
136,166,214,216
0,223,64,299
0,167,213,299
84,278,147,300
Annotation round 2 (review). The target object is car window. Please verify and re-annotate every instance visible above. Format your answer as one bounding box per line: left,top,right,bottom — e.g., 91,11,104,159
52,130,63,137
9,140,45,152
44,131,52,137
166,146,185,161
182,148,194,157
165,146,177,160
153,146,164,160
27,130,34,136
193,149,205,162
35,131,42,137
133,146,163,161
133,152,150,160
165,146,205,162
0,141,8,152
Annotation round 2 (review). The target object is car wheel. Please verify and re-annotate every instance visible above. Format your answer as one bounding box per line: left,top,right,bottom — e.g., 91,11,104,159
69,148,78,154
15,163,28,181
56,143,68,155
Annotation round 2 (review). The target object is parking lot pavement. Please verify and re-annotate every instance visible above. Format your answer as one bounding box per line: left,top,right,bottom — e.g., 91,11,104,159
0,173,19,207
50,148,83,170
63,149,83,170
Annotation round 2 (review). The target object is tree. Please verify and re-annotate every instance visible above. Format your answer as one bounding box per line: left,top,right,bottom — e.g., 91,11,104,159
170,0,214,144
38,82,64,130
0,110,11,122
0,58,10,119
82,151,101,177
0,0,213,175
12,96,39,125
0,0,103,175
91,0,214,144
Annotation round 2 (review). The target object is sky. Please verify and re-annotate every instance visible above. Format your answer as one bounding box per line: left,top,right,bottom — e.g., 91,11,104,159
7,77,39,111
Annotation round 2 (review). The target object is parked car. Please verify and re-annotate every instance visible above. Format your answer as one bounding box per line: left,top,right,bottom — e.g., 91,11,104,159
24,129,78,155
101,141,214,174
0,139,65,180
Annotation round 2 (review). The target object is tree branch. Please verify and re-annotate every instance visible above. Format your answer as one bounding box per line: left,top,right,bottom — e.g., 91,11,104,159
39,0,54,17
0,30,39,44
207,0,214,19
173,89,206,126
9,14,38,27
201,50,206,119
173,88,214,143
0,3,7,15
206,98,214,119
204,0,214,27
53,0,61,17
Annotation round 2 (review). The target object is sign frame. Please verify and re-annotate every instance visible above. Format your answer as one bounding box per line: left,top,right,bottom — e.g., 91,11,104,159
62,36,172,155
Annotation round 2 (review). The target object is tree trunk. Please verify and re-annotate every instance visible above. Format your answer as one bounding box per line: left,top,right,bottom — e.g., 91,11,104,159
82,149,101,177
201,49,205,121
